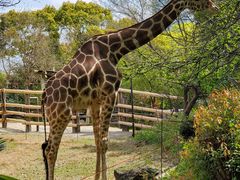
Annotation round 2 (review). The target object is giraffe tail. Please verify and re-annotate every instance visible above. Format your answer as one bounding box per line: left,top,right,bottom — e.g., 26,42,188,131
41,90,47,142
42,141,49,180
41,90,49,180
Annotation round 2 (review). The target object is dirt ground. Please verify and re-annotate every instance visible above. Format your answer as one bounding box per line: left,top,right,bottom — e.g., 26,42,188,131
0,123,164,180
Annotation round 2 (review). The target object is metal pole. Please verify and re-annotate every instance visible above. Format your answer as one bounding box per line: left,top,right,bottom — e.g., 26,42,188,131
1,89,7,128
130,78,135,137
160,97,164,179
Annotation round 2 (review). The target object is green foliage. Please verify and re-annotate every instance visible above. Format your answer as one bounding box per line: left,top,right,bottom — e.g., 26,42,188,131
0,72,7,88
0,175,18,180
167,89,240,179
135,128,160,145
0,1,113,88
107,17,135,30
55,1,112,27
189,0,240,93
194,89,240,179
118,23,193,96
164,141,214,180
119,0,240,102
134,116,183,157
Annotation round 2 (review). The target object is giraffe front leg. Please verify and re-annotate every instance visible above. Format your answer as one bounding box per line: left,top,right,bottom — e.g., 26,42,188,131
44,115,71,180
101,94,116,180
90,104,101,180
44,136,59,180
101,135,109,180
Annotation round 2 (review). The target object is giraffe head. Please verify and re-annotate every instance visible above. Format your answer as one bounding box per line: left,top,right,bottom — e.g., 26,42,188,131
181,0,219,11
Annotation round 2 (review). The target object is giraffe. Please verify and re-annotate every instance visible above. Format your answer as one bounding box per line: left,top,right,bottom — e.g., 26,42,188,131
41,0,218,179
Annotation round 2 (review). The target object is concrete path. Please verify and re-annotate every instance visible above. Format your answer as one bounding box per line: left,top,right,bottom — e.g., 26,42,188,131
0,123,132,139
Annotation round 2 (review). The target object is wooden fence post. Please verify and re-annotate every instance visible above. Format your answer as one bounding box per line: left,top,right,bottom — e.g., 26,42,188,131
25,94,31,132
1,89,7,128
117,91,122,122
72,111,80,133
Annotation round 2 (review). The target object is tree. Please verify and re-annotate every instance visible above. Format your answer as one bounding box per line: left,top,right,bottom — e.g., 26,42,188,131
100,0,240,116
55,0,112,61
0,1,113,88
0,10,59,88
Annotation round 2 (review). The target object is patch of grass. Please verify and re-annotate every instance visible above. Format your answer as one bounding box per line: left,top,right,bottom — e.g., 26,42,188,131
163,142,213,180
134,115,183,159
0,133,171,180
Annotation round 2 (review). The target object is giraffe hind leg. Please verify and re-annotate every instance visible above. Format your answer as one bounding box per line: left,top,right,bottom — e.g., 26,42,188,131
101,94,116,180
45,108,72,180
90,104,102,180
42,141,49,180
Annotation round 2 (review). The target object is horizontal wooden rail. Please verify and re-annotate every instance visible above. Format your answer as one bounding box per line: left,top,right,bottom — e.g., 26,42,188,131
0,88,182,99
4,110,77,120
116,104,175,115
5,110,42,118
1,88,181,99
119,88,182,100
118,121,152,129
6,103,41,110
1,89,42,95
4,118,26,124
0,118,91,127
117,112,162,122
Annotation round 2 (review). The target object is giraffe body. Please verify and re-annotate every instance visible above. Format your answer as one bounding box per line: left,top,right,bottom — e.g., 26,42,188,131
42,0,218,179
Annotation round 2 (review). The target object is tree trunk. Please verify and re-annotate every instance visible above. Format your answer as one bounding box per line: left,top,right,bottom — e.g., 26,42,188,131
183,85,201,116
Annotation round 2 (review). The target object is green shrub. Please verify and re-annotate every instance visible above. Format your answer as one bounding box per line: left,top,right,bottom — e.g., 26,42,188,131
164,141,214,180
194,89,240,179
167,89,240,179
134,116,183,157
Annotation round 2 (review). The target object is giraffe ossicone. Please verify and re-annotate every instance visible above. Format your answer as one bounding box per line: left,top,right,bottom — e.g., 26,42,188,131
42,0,218,179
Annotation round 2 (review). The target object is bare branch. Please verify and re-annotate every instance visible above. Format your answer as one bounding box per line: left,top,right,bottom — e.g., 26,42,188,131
0,0,20,7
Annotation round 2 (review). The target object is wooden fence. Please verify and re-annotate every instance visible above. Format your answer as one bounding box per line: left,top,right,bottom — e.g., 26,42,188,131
0,88,182,132
116,88,182,130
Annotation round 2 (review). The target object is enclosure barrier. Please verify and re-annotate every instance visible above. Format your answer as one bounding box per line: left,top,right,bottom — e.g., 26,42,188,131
116,88,182,131
0,88,182,132
0,88,83,133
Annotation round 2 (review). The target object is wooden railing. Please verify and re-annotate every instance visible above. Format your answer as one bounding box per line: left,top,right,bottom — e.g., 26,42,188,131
0,88,182,132
0,88,83,132
116,88,182,130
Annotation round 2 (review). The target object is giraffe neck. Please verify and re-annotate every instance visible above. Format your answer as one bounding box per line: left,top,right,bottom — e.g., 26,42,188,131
106,0,184,62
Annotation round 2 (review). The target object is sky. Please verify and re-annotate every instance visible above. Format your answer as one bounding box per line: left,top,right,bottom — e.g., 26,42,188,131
0,0,96,13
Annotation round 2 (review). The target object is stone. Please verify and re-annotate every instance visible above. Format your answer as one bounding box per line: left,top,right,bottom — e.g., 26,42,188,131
114,166,159,180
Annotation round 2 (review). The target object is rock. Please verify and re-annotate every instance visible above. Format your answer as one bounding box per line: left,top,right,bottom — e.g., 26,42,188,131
114,166,159,180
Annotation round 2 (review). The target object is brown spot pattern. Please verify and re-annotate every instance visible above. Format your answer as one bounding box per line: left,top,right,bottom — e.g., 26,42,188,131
77,75,88,90
83,56,96,72
94,41,109,59
81,41,93,55
100,61,116,75
71,64,85,77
